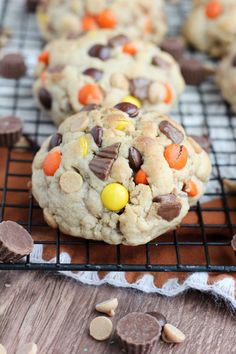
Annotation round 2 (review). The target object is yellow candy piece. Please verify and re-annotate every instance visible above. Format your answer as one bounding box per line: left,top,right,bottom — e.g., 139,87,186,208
101,183,129,211
37,12,49,27
87,30,98,38
115,118,130,131
122,95,142,108
79,136,89,157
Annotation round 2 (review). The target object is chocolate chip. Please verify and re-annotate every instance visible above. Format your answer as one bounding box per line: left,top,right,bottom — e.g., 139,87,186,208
0,115,23,147
38,87,52,110
159,120,184,144
90,125,103,147
107,34,130,48
114,102,139,118
88,44,111,61
83,67,103,81
128,147,143,171
48,133,62,150
147,312,167,329
160,37,185,61
26,0,39,12
47,65,64,73
89,156,114,180
97,143,121,160
0,53,26,79
0,221,33,262
130,77,151,101
180,57,214,86
151,56,170,69
232,55,236,67
80,104,100,112
153,193,181,221
189,134,210,153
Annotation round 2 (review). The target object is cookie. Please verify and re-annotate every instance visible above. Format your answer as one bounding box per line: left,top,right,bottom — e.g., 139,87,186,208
216,46,236,113
37,0,167,43
32,105,212,245
33,30,185,125
183,0,236,57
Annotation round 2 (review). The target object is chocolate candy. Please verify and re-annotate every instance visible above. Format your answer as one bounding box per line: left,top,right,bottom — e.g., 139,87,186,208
101,183,129,211
48,65,64,74
26,0,39,12
153,193,181,221
130,77,151,101
0,53,26,79
232,55,236,67
128,147,143,171
151,56,170,69
80,104,100,112
147,312,167,329
116,312,161,354
189,134,210,153
159,120,184,144
38,87,52,110
90,125,103,147
83,67,103,81
88,44,111,61
0,221,33,262
160,37,185,61
0,115,23,147
89,143,120,180
114,102,139,118
180,57,214,86
107,34,130,47
48,132,62,150
97,143,121,160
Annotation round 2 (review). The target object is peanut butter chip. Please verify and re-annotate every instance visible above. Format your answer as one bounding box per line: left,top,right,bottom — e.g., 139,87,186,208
59,171,83,193
70,114,89,132
15,343,38,354
89,316,113,341
0,344,7,354
163,324,186,344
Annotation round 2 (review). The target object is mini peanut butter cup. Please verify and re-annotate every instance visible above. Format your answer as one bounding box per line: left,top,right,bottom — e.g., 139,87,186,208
0,53,26,79
116,312,161,354
0,115,23,147
0,221,33,263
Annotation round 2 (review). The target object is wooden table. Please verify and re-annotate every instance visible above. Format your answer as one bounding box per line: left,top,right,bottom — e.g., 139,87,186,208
0,271,235,354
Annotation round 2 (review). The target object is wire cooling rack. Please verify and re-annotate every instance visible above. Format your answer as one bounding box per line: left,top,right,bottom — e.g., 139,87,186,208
0,0,235,272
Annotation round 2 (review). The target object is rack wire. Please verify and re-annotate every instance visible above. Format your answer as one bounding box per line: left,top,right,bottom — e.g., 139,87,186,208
0,0,235,272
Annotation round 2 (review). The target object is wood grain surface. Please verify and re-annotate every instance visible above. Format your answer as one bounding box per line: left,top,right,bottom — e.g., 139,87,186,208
0,271,235,354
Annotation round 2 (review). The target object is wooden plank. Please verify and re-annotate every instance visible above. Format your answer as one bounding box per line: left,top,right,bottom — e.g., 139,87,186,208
0,271,235,354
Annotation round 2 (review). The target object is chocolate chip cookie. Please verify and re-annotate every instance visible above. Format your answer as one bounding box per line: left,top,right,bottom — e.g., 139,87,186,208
183,0,236,57
32,105,212,245
33,30,185,125
37,0,167,43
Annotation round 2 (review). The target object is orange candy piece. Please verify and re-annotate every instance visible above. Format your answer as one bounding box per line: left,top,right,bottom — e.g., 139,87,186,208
134,169,149,185
123,42,137,56
144,17,153,33
78,84,103,105
184,180,198,197
38,51,49,65
163,83,173,104
164,144,188,170
205,0,223,18
81,16,97,30
97,9,117,28
43,150,61,176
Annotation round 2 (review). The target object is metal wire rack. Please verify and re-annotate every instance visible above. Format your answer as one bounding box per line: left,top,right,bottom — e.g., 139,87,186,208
0,0,235,272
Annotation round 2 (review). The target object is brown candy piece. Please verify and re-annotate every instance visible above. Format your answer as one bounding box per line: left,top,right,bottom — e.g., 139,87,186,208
26,0,39,12
48,133,62,150
88,44,111,61
48,65,64,74
38,87,52,110
180,57,214,86
97,143,121,160
159,120,184,144
0,221,33,263
117,313,161,354
89,157,114,180
0,115,23,147
0,53,26,79
128,147,143,171
232,55,236,67
153,193,182,221
130,77,151,101
108,34,130,47
160,37,185,61
80,104,100,112
83,67,103,81
90,126,103,147
147,312,167,329
114,102,139,118
189,134,210,153
231,235,236,255
152,56,170,69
